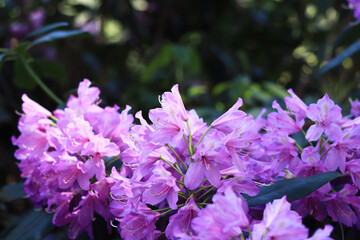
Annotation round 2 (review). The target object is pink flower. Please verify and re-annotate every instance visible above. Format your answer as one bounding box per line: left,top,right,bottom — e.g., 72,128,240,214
284,89,307,123
191,188,250,239
142,162,180,209
118,203,161,240
165,197,200,239
305,94,342,141
211,98,247,134
252,196,308,240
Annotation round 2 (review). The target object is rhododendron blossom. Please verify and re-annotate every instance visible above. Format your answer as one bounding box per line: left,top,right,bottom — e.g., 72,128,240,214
13,80,360,239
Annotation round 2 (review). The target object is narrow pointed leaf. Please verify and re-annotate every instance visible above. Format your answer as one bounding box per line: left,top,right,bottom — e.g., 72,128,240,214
315,38,360,78
244,171,341,207
5,209,54,240
31,30,89,46
26,22,69,38
333,21,360,48
0,182,25,202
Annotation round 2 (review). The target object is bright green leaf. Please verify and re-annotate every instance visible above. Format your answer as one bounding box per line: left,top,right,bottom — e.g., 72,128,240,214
31,30,89,46
26,22,69,38
244,171,341,207
316,38,360,77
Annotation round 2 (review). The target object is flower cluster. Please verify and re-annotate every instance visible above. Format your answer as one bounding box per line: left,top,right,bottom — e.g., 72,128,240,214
12,79,133,238
12,79,360,239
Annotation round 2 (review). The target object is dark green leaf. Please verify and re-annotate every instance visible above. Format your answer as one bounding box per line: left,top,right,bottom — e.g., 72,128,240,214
26,22,69,38
315,38,360,77
244,171,341,207
32,60,67,84
14,42,31,56
333,21,360,48
13,59,37,89
31,30,89,46
173,45,190,65
0,182,25,202
5,209,54,240
0,53,5,68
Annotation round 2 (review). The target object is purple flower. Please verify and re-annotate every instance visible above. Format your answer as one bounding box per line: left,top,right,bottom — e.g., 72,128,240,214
351,99,360,117
305,94,342,141
118,203,161,240
184,129,228,189
306,225,333,240
29,8,46,29
323,125,360,173
346,159,360,189
142,162,180,209
324,184,360,227
191,188,250,239
211,98,247,134
347,0,360,20
251,196,308,240
268,100,303,134
284,88,307,123
165,197,200,239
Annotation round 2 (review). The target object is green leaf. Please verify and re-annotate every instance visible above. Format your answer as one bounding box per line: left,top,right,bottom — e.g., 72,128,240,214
5,209,54,240
0,182,25,202
31,30,89,46
0,53,5,69
173,45,190,65
32,60,67,84
26,22,69,38
333,21,360,48
244,171,341,207
315,38,360,77
141,43,173,82
13,58,37,89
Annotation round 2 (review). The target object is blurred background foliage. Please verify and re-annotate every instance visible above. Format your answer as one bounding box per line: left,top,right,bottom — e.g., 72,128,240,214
1,0,360,239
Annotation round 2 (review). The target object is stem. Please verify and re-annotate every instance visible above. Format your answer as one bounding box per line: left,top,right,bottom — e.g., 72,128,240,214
320,146,332,159
105,155,121,167
76,152,87,162
20,56,63,105
240,234,245,240
186,120,194,155
183,134,193,160
262,227,269,240
159,203,185,216
167,144,188,171
318,134,323,154
160,156,183,176
294,141,303,152
320,137,331,153
152,207,171,212
174,162,183,174
247,226,253,240
194,185,213,195
195,125,212,151
178,192,188,200
197,202,210,206
196,186,215,201
301,128,314,147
